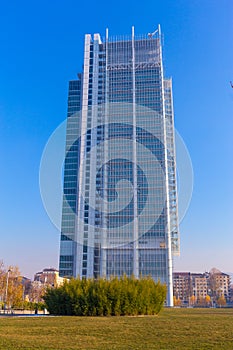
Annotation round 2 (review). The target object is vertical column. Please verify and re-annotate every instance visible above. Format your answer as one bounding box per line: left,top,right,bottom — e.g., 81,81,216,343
164,78,179,256
158,24,173,306
132,26,139,278
101,28,109,277
75,34,91,277
86,34,101,278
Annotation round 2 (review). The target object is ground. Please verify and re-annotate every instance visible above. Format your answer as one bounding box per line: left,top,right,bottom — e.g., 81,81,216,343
0,308,232,349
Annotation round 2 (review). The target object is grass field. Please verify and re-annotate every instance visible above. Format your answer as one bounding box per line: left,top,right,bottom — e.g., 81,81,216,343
0,308,233,349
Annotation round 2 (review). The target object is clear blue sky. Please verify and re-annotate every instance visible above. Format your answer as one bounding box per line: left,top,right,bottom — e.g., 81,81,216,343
0,0,232,278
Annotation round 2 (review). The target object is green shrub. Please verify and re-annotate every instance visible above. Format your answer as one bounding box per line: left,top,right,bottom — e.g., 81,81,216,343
43,276,166,316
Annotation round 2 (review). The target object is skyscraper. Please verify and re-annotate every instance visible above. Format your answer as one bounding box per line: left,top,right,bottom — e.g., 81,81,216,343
59,26,179,306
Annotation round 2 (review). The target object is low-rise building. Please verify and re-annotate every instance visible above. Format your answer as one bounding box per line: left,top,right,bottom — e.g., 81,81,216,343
34,268,66,287
208,268,231,302
173,269,231,306
173,272,192,304
192,273,208,300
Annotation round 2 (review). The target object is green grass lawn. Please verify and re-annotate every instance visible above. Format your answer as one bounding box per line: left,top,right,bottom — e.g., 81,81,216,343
0,308,233,349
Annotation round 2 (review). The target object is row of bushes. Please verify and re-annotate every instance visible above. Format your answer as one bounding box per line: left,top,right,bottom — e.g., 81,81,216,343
44,275,166,316
1,301,45,311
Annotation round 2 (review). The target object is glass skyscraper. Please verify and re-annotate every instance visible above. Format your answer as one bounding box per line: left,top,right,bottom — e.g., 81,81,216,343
59,26,179,306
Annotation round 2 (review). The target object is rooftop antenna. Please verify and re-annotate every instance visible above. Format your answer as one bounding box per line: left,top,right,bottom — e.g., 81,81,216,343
106,27,109,41
148,28,158,38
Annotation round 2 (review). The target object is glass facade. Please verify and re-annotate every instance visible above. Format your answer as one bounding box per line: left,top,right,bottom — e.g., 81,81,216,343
59,27,179,306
